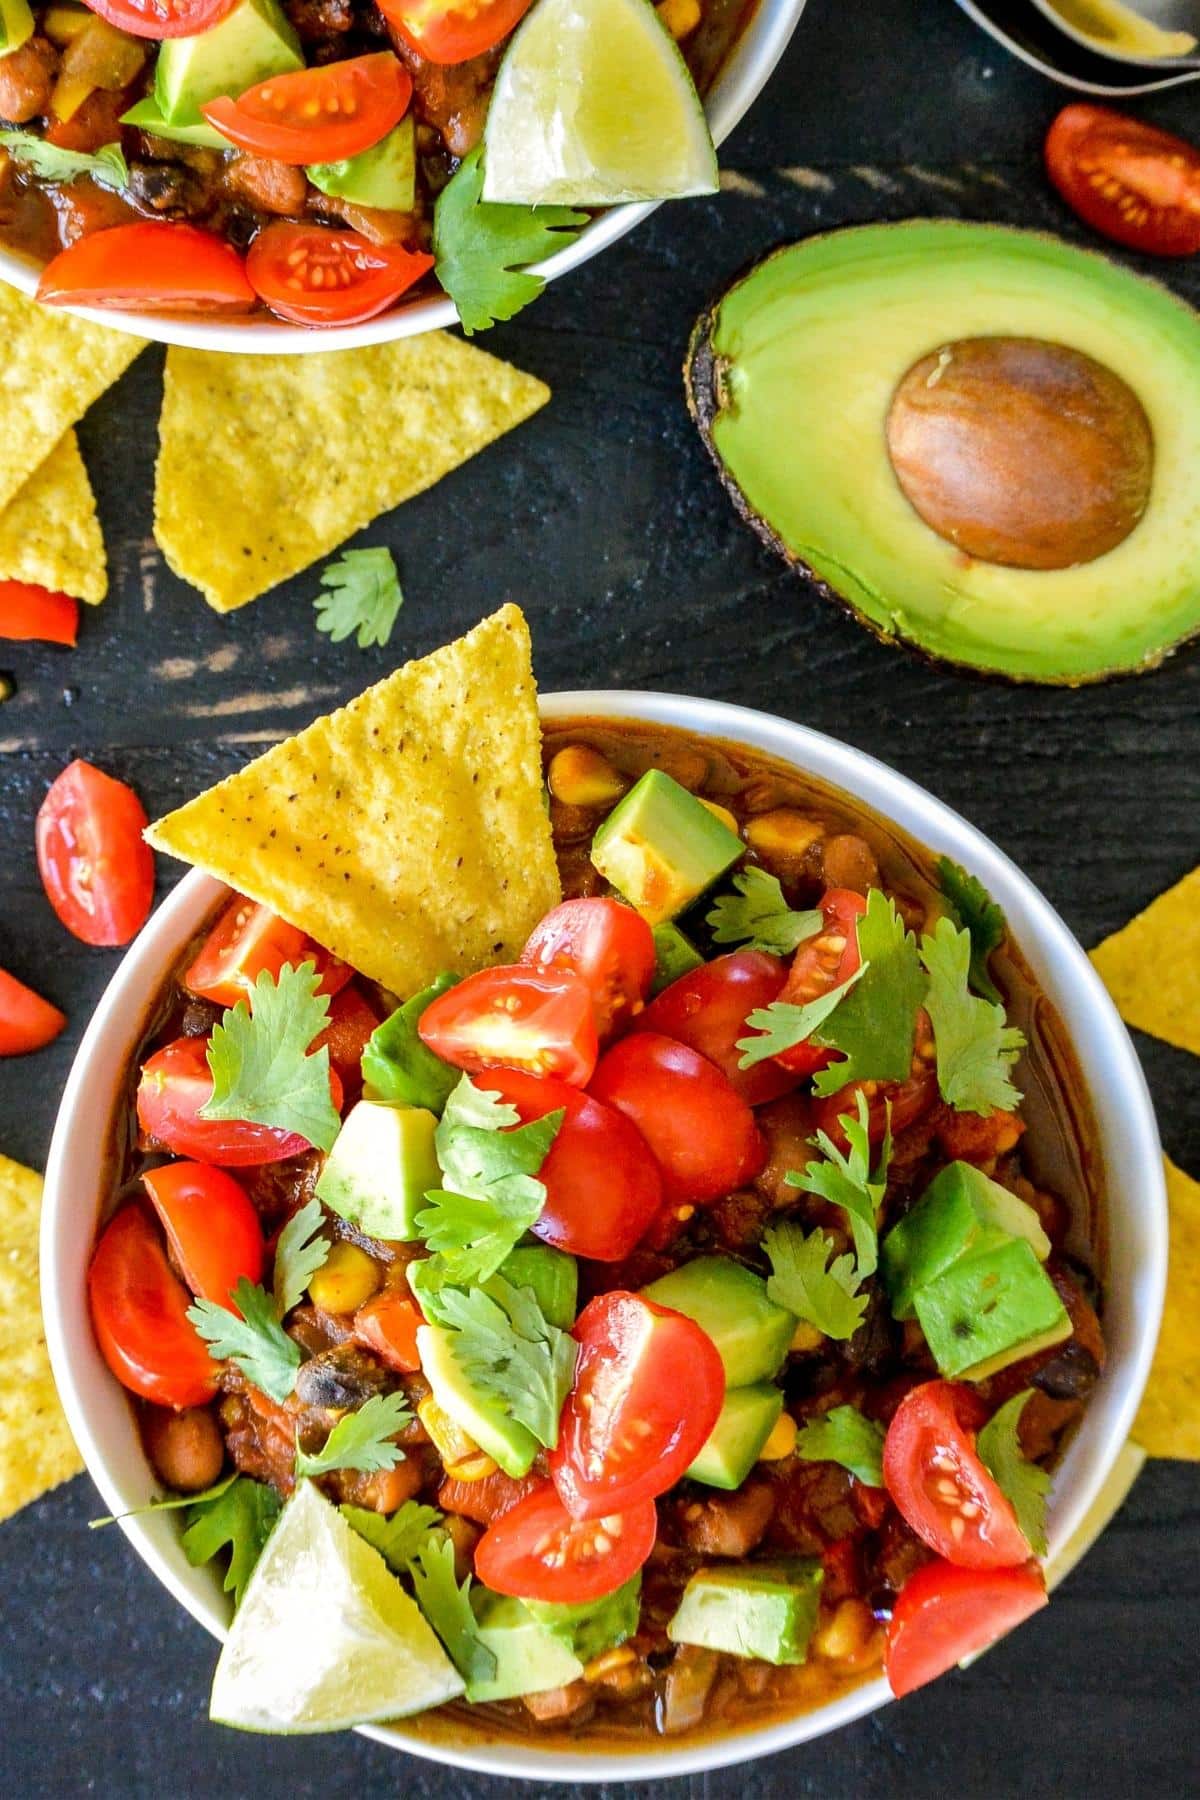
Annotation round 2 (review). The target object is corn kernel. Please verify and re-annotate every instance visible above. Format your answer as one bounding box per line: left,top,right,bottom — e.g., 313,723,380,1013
417,1395,480,1467
789,1320,824,1354
548,744,627,808
758,1411,798,1461
656,0,701,39
444,1449,499,1482
50,72,96,123
584,1645,637,1682
306,1242,380,1315
43,4,93,42
744,809,825,863
812,1598,875,1663
698,798,741,837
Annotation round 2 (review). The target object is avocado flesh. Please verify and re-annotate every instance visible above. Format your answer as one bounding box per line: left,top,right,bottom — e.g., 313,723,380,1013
0,0,34,57
315,1099,440,1241
466,1595,584,1703
668,1559,823,1664
882,1160,1051,1321
687,1382,784,1490
643,1256,795,1388
155,0,302,126
415,1323,539,1477
687,221,1200,684
913,1237,1071,1380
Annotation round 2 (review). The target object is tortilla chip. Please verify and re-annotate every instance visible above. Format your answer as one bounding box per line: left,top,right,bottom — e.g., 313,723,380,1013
1090,866,1200,1058
154,333,550,613
147,605,561,996
1133,1157,1200,1461
0,284,144,516
0,1153,82,1522
0,431,106,603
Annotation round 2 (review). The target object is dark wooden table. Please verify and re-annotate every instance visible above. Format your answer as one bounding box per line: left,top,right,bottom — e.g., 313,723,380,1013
2,0,1197,1792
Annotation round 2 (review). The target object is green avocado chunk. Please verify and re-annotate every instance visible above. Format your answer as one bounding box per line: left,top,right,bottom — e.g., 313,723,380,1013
0,0,34,58
668,1559,823,1665
155,0,302,127
415,1323,539,1477
524,1575,641,1662
361,972,460,1114
121,96,231,150
687,1382,784,1490
314,1099,440,1242
308,116,416,212
642,1256,795,1387
882,1160,1051,1320
914,1238,1071,1380
497,1244,578,1329
650,919,705,994
465,1594,583,1703
591,769,742,925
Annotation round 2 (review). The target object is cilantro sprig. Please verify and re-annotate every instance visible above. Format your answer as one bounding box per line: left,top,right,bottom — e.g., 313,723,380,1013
809,889,927,1097
707,868,823,956
433,145,588,334
343,1500,496,1685
786,1090,891,1278
272,1195,330,1318
188,1279,302,1405
937,857,1006,1003
341,1500,443,1570
737,964,865,1069
425,1272,577,1450
0,131,127,191
180,1476,282,1609
920,917,1025,1116
201,961,340,1153
295,1391,412,1479
313,547,404,651
762,1221,868,1341
796,1404,886,1487
977,1390,1050,1555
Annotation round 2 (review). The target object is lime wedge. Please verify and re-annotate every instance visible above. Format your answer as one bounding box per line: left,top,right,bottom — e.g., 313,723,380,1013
482,0,718,206
209,1481,463,1733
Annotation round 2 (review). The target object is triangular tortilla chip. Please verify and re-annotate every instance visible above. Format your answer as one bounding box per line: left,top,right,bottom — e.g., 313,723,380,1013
1132,1157,1200,1461
154,333,550,612
147,605,560,997
1090,866,1200,1058
0,431,106,603
0,1153,82,1522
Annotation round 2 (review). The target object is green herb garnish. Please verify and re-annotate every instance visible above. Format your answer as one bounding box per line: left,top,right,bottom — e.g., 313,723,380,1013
433,145,587,334
937,856,1005,1004
707,868,823,955
0,132,128,191
313,547,404,650
272,1195,330,1318
187,1279,302,1405
977,1389,1050,1555
294,1391,412,1479
921,916,1025,1115
787,1090,891,1279
201,961,340,1153
796,1405,886,1487
180,1476,282,1608
762,1221,868,1341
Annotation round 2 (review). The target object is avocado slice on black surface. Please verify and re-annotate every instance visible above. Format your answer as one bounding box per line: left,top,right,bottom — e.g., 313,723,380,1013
684,220,1200,684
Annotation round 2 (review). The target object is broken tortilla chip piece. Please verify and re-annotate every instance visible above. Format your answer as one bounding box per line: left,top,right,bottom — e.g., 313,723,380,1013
1132,1157,1200,1461
0,1152,82,1523
154,333,550,613
0,431,107,603
146,604,561,997
1090,866,1200,1058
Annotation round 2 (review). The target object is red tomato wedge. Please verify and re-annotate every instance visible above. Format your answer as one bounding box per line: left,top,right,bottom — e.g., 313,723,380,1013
0,582,79,646
88,1206,218,1408
770,887,865,1075
203,54,412,164
551,1291,726,1519
474,1480,657,1603
637,949,797,1105
38,222,255,312
419,965,599,1087
379,0,534,64
78,0,239,37
137,1035,341,1166
245,223,433,327
480,1068,662,1261
184,895,352,1008
353,1292,422,1372
0,968,66,1056
886,1558,1048,1698
883,1380,1032,1570
36,759,154,947
142,1162,265,1305
522,898,656,1040
1045,104,1200,258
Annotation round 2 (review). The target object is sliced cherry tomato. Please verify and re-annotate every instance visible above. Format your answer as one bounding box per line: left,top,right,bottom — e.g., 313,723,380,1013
637,949,798,1105
0,967,66,1056
769,888,866,1075
551,1291,725,1519
419,965,599,1087
184,895,352,1009
474,1480,657,1604
245,222,433,327
379,0,534,64
522,898,656,1040
481,1068,662,1261
883,1380,1032,1570
38,222,255,313
1045,104,1200,258
204,54,412,164
589,1032,766,1210
314,986,380,1101
137,1035,342,1167
36,758,154,947
886,1558,1048,1698
813,1049,938,1152
0,582,79,646
79,0,239,38
353,1291,423,1372
142,1162,265,1305
88,1205,218,1408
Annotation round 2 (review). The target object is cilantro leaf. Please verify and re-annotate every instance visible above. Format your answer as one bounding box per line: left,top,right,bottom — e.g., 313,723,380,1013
977,1390,1050,1556
811,889,927,1097
429,1273,576,1449
433,145,587,335
180,1476,282,1608
736,963,867,1069
89,1473,236,1529
272,1195,330,1318
762,1221,868,1341
313,547,404,650
707,869,823,956
188,1279,301,1404
937,856,1005,1004
361,973,460,1112
408,1531,497,1685
920,916,1025,1116
202,961,340,1152
294,1390,412,1478
786,1090,891,1278
0,131,128,191
341,1500,444,1571
796,1404,885,1487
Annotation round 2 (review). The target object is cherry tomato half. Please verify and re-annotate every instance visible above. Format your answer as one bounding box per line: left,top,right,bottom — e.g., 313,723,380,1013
0,581,79,646
379,0,534,64
551,1291,725,1519
474,1480,657,1604
0,967,66,1056
79,0,239,37
812,1030,938,1152
185,895,352,1010
883,1380,1032,1570
771,888,866,1076
885,1558,1048,1698
38,222,255,313
204,54,412,164
142,1162,265,1305
245,223,433,327
36,759,154,947
137,1035,341,1166
419,965,599,1087
88,1206,218,1408
522,898,656,1040
1045,104,1200,258
637,949,797,1105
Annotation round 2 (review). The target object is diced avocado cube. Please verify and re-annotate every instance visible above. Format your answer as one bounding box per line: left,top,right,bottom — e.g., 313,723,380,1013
687,1382,784,1490
315,1099,440,1242
914,1238,1072,1380
155,0,302,126
416,1323,539,1477
524,1575,641,1662
465,1594,584,1703
643,1256,795,1387
361,972,459,1114
591,769,743,926
668,1559,824,1665
0,0,34,57
498,1244,578,1329
882,1161,1052,1321
650,920,705,995
308,116,415,212
121,95,232,150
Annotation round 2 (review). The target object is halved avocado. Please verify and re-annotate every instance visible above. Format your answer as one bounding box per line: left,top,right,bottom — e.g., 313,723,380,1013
685,221,1200,684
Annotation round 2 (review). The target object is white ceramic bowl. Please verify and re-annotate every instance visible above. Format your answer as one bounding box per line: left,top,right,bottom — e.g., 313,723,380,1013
0,0,807,354
41,691,1166,1781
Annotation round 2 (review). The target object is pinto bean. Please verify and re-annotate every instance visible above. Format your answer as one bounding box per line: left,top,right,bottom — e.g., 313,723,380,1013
142,1405,225,1493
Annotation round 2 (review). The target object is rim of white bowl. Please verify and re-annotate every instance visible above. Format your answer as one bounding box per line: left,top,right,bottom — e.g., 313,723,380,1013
41,690,1167,1782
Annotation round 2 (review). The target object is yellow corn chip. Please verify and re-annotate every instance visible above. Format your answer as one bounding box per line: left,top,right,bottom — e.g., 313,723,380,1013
147,605,560,996
0,1153,82,1523
1133,1157,1200,1461
1090,866,1200,1058
154,333,550,613
0,284,144,515
0,431,106,603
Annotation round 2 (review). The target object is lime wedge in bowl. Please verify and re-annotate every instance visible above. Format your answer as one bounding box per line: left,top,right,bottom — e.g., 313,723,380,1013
482,0,719,206
210,1480,463,1733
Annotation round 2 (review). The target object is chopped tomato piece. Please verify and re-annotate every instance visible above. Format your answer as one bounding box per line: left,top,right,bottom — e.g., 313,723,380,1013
886,1558,1047,1697
1045,104,1200,258
203,55,412,165
419,965,599,1087
522,898,656,1040
437,1468,541,1526
88,1205,218,1409
379,0,534,64
142,1162,265,1305
353,1291,422,1372
245,222,433,327
883,1380,1032,1570
933,1104,1025,1165
771,887,866,1075
36,759,154,947
0,967,66,1056
0,582,78,646
314,986,380,1100
474,1480,657,1604
637,949,798,1104
77,0,240,38
38,222,255,313
137,1035,342,1167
